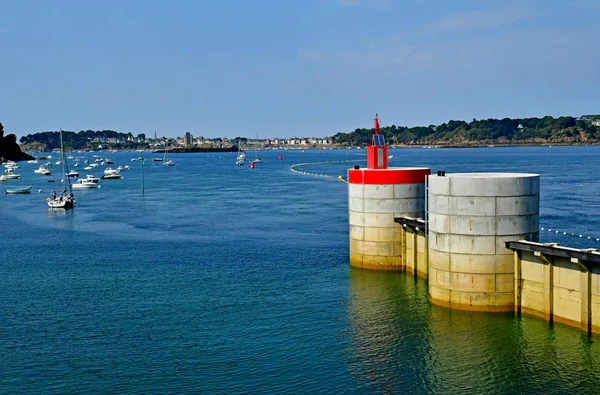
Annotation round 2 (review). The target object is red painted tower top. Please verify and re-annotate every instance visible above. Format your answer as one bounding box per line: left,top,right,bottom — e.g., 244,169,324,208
367,113,388,169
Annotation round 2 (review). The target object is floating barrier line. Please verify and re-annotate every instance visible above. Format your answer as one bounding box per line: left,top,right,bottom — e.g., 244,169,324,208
290,159,365,184
540,227,600,243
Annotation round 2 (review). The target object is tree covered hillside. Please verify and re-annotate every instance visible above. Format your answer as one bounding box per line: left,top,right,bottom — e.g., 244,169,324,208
334,115,600,146
20,130,146,151
0,123,34,162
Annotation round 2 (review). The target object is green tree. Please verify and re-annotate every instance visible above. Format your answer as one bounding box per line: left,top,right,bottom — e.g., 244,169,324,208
0,122,34,161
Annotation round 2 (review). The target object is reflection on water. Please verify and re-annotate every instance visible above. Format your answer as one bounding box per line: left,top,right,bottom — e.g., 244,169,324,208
46,207,75,230
347,268,435,393
47,207,73,216
348,268,600,394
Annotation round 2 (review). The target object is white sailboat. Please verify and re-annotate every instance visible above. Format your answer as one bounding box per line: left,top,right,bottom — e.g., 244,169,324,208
236,142,246,166
47,129,75,209
251,133,264,163
163,145,175,166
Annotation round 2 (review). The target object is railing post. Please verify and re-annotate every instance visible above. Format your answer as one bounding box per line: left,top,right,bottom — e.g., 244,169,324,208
514,250,522,314
575,259,592,334
536,252,554,324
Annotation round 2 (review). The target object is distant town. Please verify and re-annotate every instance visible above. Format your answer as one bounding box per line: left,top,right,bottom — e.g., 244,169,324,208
18,130,335,152
132,133,334,150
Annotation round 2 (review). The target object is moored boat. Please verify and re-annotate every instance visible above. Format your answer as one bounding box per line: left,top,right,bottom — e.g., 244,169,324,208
101,174,122,180
4,169,21,179
47,129,75,210
72,179,97,189
5,186,32,194
85,175,100,183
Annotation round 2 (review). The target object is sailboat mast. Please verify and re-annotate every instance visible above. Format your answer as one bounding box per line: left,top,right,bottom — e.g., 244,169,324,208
141,151,145,195
59,129,73,195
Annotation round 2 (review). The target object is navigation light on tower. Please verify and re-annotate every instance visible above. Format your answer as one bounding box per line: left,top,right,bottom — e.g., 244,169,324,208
367,113,388,169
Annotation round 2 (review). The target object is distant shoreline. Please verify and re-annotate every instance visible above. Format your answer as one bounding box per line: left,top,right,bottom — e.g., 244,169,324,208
18,142,600,157
153,146,238,153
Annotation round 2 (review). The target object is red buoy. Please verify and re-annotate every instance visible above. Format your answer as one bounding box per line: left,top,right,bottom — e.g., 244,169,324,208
250,161,255,169
278,155,283,160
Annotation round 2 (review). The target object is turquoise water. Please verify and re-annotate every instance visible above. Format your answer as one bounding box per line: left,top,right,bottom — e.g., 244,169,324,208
1,146,600,393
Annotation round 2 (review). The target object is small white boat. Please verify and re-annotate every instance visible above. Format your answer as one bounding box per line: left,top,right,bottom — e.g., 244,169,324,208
84,166,93,171
236,149,246,166
67,170,80,177
85,175,100,183
104,167,119,175
250,134,264,163
101,174,122,180
162,145,175,166
72,179,98,189
0,161,6,181
5,186,32,194
34,165,49,174
4,170,21,179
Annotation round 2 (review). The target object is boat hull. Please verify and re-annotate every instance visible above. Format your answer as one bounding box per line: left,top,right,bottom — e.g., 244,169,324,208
47,196,75,209
5,186,32,194
72,183,97,189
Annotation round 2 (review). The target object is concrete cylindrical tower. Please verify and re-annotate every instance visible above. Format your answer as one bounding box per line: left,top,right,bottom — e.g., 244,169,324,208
428,173,540,311
348,167,430,270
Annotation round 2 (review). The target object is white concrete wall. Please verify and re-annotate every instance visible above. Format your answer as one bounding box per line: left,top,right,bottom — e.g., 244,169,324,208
349,178,425,270
428,173,540,311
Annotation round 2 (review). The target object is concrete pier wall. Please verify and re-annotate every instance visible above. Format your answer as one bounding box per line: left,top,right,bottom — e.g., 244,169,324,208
348,168,429,270
427,173,540,312
513,244,600,333
402,226,428,278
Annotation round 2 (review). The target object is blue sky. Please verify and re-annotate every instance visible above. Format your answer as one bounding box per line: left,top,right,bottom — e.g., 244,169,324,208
1,0,598,139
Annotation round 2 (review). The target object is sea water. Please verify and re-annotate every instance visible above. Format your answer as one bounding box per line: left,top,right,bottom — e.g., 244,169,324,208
1,146,600,394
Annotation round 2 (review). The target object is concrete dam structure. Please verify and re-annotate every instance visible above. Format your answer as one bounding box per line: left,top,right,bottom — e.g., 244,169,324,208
428,172,540,312
347,115,600,334
348,167,429,270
